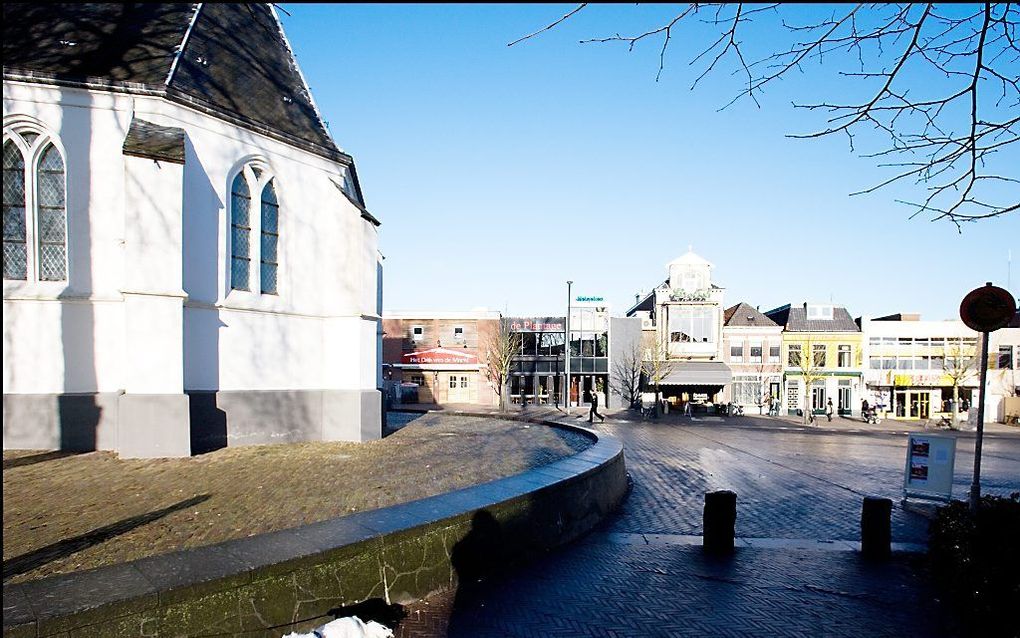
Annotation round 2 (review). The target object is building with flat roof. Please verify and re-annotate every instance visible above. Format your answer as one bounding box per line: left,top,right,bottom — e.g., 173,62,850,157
859,312,1019,423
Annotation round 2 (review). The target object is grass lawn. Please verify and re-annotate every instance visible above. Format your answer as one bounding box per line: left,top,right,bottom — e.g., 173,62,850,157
2,412,591,584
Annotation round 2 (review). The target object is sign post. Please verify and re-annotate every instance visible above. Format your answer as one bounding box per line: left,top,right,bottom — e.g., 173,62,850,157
959,282,1017,513
903,434,956,502
566,280,572,416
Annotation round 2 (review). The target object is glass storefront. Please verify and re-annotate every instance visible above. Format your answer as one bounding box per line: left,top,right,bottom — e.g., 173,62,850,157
507,308,612,407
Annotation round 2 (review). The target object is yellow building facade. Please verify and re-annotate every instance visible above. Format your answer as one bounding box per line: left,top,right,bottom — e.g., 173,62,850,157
765,304,864,417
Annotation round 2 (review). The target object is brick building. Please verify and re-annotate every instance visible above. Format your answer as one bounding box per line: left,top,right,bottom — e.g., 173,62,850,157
382,311,500,406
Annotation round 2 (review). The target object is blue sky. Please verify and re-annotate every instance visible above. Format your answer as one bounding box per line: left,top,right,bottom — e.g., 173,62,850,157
278,4,1018,321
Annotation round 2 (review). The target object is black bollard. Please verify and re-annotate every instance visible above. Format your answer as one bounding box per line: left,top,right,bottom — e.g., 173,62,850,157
703,490,737,554
861,496,892,559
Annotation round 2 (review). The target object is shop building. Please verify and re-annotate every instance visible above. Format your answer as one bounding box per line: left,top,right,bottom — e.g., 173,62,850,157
507,316,567,406
506,302,642,409
766,303,863,417
859,312,1020,423
627,250,732,408
720,303,783,413
382,311,499,406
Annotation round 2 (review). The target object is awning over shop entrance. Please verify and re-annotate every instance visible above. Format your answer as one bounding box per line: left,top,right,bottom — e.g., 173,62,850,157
660,362,732,386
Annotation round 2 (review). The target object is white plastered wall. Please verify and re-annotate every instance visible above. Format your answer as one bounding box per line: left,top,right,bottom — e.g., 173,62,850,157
3,83,131,395
4,81,381,401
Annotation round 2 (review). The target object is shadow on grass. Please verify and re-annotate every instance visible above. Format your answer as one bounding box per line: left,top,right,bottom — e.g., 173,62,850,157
2,494,211,582
2,451,85,470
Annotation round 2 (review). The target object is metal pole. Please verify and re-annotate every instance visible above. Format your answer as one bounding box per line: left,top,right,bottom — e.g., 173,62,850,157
969,330,990,513
566,281,573,416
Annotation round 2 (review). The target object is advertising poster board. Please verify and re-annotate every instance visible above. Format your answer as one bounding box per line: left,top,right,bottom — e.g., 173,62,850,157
903,434,956,502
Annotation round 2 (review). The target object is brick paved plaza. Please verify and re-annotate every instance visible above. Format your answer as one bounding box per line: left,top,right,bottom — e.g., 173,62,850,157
395,412,1020,637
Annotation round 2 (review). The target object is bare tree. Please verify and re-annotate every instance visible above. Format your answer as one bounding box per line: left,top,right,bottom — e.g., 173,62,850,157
943,336,980,419
790,339,827,424
484,320,522,412
641,336,676,417
611,341,644,410
510,4,1019,228
748,359,778,416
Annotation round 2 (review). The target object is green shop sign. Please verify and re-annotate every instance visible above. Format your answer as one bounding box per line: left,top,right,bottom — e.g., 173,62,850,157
575,296,604,303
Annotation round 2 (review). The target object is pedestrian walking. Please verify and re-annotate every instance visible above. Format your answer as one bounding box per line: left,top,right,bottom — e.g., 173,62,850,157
683,400,692,417
861,398,870,422
589,388,605,423
826,398,834,422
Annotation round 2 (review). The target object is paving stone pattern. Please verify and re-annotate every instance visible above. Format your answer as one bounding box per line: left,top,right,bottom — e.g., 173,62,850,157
440,540,958,637
389,415,1020,637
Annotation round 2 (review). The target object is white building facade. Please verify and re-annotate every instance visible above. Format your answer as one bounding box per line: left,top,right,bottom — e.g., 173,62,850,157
860,313,1020,423
3,4,382,457
720,303,783,413
628,251,732,409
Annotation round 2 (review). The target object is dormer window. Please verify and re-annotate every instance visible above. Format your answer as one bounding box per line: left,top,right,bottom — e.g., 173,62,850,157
806,305,834,320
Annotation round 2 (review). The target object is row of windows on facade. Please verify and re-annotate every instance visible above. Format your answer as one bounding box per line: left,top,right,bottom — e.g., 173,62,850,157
516,332,609,358
868,336,979,347
3,130,67,282
787,344,855,368
729,343,783,363
1,127,281,294
411,325,466,342
868,348,1016,371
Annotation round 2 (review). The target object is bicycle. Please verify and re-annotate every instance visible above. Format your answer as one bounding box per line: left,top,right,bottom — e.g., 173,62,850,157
924,414,953,430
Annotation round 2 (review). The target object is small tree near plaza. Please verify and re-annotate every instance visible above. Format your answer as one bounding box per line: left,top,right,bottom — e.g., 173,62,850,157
943,337,979,420
749,360,776,416
641,336,675,418
793,338,826,424
611,341,643,409
484,319,522,412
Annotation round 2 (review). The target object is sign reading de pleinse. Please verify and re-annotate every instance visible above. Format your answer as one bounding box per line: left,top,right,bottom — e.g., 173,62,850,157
903,434,956,502
401,348,479,365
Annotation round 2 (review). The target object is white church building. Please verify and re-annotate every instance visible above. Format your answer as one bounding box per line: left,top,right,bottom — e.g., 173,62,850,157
2,4,383,457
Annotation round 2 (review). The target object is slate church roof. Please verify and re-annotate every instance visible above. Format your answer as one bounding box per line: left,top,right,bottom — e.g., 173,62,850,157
2,3,349,167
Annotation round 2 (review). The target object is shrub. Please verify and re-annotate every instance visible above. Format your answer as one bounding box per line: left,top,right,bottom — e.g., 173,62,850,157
929,493,1020,637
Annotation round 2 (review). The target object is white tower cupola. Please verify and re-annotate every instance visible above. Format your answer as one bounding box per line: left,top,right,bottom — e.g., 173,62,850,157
668,250,713,293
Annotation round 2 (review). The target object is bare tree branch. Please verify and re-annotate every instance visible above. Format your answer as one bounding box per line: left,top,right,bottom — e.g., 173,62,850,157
507,3,587,47
510,3,1020,227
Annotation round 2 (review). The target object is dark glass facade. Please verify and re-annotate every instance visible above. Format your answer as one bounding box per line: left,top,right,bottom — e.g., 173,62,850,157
507,307,612,407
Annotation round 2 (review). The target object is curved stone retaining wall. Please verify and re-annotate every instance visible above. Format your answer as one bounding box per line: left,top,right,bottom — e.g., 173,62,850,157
3,417,626,637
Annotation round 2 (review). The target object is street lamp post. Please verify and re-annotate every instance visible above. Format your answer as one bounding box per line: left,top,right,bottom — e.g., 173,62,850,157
566,280,573,416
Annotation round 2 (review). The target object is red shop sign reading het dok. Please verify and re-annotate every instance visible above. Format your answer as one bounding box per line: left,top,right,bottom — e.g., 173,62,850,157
401,348,479,365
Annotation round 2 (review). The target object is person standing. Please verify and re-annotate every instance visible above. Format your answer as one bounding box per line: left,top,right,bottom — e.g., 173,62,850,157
589,387,605,423
861,398,870,423
826,398,835,422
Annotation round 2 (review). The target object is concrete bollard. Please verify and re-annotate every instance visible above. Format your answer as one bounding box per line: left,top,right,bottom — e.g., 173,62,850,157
861,496,892,559
703,490,737,554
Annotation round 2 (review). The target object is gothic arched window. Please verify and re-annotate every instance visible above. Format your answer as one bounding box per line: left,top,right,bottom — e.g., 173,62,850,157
228,163,279,295
2,126,66,282
260,179,278,294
